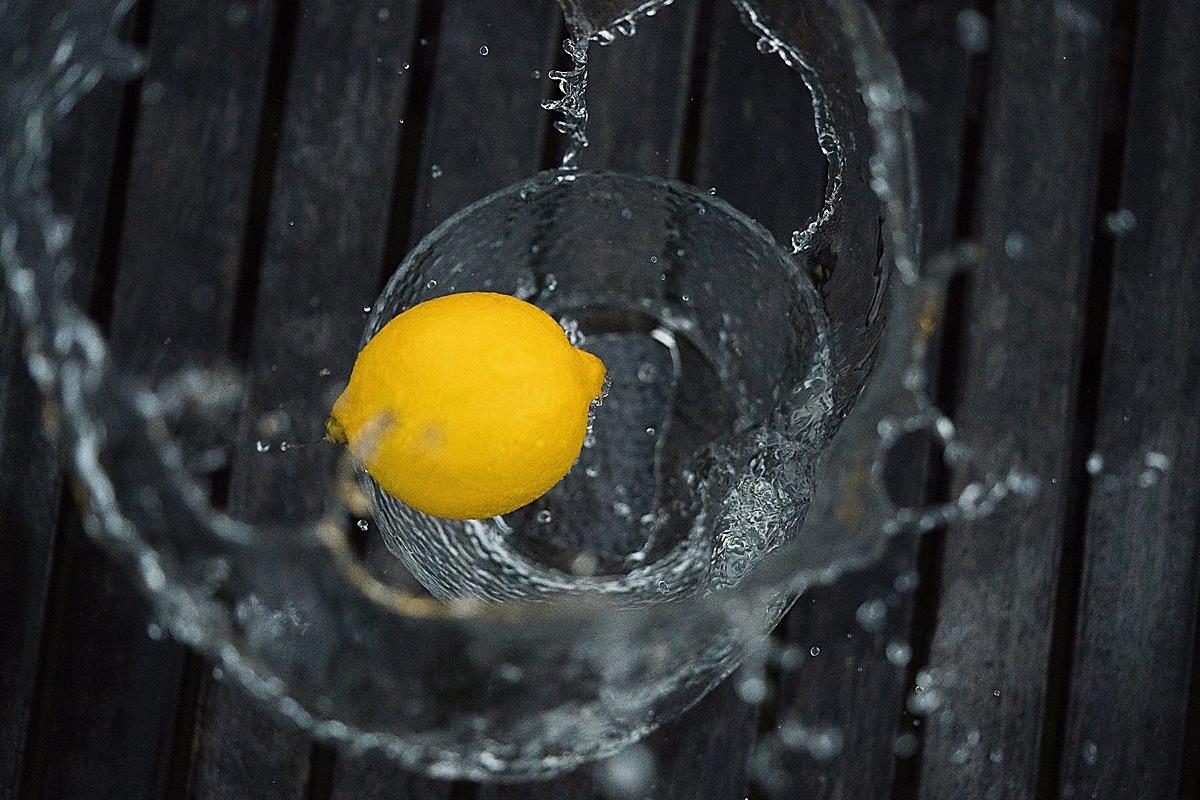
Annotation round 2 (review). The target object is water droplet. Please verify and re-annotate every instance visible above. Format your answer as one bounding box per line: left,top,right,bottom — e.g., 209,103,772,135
140,81,165,104
886,640,912,667
146,623,163,640
855,599,888,632
497,663,523,682
430,164,443,179
755,36,779,54
957,8,992,53
1104,208,1137,235
570,552,598,576
226,2,250,25
1004,231,1030,259
597,743,653,797
894,733,919,758
479,45,489,56
536,509,552,524
1086,452,1104,475
1145,451,1171,471
736,676,768,704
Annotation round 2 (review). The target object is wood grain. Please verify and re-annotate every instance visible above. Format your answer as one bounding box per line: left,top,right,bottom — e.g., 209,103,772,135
771,1,977,798
915,1,1118,797
0,9,130,795
181,1,421,797
28,2,280,798
1056,0,1200,796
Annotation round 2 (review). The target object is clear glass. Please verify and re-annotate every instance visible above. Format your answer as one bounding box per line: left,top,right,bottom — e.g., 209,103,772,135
0,0,966,782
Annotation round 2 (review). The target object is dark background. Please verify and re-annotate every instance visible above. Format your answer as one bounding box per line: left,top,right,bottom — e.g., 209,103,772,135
2,0,1198,798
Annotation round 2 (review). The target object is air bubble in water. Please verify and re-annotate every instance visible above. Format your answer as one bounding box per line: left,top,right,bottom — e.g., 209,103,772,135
255,440,270,453
1086,452,1104,475
430,164,443,179
536,510,552,524
479,45,489,56
809,646,821,657
356,519,369,531
1081,740,1098,766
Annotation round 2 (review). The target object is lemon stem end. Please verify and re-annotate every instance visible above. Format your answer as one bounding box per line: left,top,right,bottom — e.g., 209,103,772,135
325,415,348,444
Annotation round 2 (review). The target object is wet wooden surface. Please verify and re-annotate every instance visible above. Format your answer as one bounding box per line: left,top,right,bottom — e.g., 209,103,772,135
2,0,1199,799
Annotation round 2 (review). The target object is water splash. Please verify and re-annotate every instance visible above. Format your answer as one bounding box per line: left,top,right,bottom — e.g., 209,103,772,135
542,34,590,168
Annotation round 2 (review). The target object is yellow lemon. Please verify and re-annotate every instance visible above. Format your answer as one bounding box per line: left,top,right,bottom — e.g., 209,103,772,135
327,291,606,519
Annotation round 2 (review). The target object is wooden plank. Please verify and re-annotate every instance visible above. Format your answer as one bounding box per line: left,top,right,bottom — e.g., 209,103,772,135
28,2,280,798
1055,1,1200,796
320,0,562,796
406,0,564,245
914,1,1117,797
180,1,421,797
692,0,827,242
0,13,130,795
576,0,700,176
770,0,977,797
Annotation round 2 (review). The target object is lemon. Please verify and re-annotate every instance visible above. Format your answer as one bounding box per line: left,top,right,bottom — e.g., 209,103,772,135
327,291,606,519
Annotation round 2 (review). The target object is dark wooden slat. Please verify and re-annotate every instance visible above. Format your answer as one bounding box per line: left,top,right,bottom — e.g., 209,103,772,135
1056,1,1200,796
771,0,977,797
406,0,564,245
578,1,700,176
181,1,421,797
29,2,279,798
317,0,562,796
915,1,1117,797
0,29,129,796
692,0,827,241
